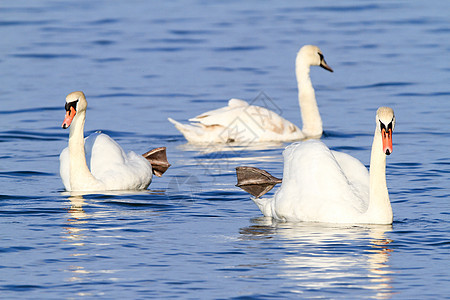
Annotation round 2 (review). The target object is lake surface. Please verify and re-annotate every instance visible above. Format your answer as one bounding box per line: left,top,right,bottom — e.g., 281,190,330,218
1,1,449,298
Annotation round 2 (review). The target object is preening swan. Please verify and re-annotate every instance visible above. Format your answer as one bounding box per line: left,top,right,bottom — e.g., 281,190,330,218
236,107,396,225
169,45,333,143
59,91,170,192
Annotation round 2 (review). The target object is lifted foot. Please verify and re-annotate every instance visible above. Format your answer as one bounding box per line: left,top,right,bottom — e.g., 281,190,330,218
143,147,171,177
235,166,282,198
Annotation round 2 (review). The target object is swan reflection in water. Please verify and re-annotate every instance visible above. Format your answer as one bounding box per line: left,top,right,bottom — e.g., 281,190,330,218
61,190,165,292
240,218,394,299
62,194,94,288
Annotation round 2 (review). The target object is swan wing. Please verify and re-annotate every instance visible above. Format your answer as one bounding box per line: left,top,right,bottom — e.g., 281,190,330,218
59,147,70,191
331,150,370,201
189,98,249,124
87,133,152,190
188,98,250,127
168,99,250,143
183,99,301,142
236,103,300,138
84,131,102,171
273,140,366,222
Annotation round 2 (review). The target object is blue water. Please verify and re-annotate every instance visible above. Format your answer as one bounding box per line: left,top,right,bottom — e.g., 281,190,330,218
1,1,449,298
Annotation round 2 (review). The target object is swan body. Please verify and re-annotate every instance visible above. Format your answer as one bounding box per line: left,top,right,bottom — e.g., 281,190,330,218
169,98,302,143
60,132,152,191
250,107,396,224
59,91,167,192
169,45,333,143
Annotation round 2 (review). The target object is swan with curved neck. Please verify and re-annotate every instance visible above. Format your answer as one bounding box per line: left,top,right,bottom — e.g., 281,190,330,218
60,91,170,192
236,107,396,224
168,45,333,143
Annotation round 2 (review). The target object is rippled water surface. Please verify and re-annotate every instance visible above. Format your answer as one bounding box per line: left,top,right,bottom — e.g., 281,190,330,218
1,1,449,299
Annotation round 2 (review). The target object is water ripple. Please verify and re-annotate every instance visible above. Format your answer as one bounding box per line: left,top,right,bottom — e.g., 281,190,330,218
347,82,414,90
169,29,215,35
0,20,51,27
0,246,34,253
395,91,450,97
205,66,268,75
11,53,82,59
0,171,53,178
305,4,386,12
0,130,62,141
93,92,198,99
149,38,206,45
88,18,120,25
213,46,265,52
0,106,60,115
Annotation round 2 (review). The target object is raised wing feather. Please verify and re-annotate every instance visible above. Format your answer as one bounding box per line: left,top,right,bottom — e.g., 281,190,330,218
189,99,249,125
190,98,299,136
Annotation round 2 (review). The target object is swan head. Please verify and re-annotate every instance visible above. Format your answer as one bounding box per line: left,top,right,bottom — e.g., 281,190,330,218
62,91,87,129
297,45,333,72
376,107,395,155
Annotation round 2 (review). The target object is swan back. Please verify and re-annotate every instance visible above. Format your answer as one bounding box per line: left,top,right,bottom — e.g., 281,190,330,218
171,99,303,143
272,141,367,222
87,133,153,190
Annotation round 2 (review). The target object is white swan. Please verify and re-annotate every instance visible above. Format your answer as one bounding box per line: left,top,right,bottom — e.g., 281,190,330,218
236,107,396,225
168,45,333,143
59,91,170,192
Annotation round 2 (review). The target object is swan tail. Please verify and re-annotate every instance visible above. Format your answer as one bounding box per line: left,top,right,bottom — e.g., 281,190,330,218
168,117,204,140
168,117,184,128
168,117,197,132
142,147,171,177
235,166,282,198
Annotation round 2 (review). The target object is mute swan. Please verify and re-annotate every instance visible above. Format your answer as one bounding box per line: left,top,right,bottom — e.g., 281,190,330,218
59,91,170,192
168,45,333,143
236,107,396,225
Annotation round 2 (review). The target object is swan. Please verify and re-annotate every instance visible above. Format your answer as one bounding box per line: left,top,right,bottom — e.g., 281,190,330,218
59,91,170,192
236,107,396,225
168,45,333,143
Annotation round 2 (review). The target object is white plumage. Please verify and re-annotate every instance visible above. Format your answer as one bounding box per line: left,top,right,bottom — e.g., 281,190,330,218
250,107,396,225
59,91,156,192
169,45,333,143
60,132,152,191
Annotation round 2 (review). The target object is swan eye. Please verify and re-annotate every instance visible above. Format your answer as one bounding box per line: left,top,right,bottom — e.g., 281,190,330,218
65,100,78,112
318,52,324,61
379,120,386,131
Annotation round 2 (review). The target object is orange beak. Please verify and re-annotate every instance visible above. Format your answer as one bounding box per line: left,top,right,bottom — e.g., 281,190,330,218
381,128,393,155
62,106,76,129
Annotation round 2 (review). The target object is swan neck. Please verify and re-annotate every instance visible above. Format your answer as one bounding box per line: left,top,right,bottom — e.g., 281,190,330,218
69,111,85,149
296,62,322,137
367,129,393,224
68,110,98,190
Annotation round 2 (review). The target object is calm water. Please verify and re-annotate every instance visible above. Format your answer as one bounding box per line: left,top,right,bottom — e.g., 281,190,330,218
1,1,449,299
